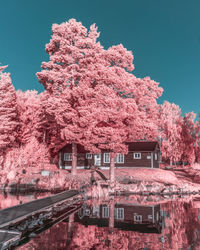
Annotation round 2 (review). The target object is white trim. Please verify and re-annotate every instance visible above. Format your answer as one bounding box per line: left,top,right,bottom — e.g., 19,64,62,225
59,152,61,168
152,205,155,223
59,166,85,169
99,166,109,170
151,153,153,168
133,153,141,159
104,153,110,163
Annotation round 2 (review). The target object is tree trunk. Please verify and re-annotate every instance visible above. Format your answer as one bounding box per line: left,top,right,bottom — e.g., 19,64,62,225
43,130,46,144
109,153,115,183
194,140,198,163
72,142,77,175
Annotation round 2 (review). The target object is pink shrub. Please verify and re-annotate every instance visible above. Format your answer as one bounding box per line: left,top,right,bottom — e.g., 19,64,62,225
3,137,50,180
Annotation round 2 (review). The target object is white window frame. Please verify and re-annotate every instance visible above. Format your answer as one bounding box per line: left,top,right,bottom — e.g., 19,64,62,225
133,153,141,159
134,215,142,222
102,206,109,218
64,153,72,161
86,153,92,159
115,153,124,164
155,153,158,160
104,153,110,163
115,208,124,220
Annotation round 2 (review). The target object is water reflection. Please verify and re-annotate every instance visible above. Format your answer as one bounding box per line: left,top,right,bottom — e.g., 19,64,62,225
0,191,50,210
1,194,200,249
76,201,162,234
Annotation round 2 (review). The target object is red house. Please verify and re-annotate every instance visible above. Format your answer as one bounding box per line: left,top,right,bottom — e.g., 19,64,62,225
58,141,160,170
59,141,160,169
75,203,162,234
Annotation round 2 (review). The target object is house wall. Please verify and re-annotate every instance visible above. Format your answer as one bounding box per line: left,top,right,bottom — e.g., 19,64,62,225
100,151,152,168
97,204,161,224
115,204,154,223
153,149,160,168
59,144,160,169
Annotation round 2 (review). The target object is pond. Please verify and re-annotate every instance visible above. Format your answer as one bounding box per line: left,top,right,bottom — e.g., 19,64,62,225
1,192,200,249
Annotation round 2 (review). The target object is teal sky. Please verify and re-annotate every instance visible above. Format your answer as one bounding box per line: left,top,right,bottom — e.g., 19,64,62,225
0,0,200,116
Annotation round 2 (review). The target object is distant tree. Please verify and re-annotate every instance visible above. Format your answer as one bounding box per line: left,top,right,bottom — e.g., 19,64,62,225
0,66,19,159
16,90,40,145
159,101,183,166
36,19,163,179
181,112,199,165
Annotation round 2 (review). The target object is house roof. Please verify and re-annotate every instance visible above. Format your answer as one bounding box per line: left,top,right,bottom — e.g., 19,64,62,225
127,141,159,152
60,141,159,152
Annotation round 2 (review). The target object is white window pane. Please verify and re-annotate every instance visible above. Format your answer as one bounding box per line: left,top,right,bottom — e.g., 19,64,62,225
117,208,124,219
102,206,109,218
133,153,141,159
114,153,124,163
64,153,72,161
104,153,110,163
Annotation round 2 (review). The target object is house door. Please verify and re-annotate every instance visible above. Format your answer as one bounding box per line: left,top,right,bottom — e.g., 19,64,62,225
94,154,101,166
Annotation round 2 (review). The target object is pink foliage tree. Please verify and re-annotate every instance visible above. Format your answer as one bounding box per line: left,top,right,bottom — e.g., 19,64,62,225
34,91,64,160
3,136,50,182
0,66,19,160
16,90,40,145
181,112,199,165
36,19,163,179
159,101,183,166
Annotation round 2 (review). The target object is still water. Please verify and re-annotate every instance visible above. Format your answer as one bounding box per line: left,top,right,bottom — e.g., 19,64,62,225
1,192,200,250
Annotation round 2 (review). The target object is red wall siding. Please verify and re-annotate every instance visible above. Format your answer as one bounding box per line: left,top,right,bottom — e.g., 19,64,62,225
99,204,160,223
59,144,160,168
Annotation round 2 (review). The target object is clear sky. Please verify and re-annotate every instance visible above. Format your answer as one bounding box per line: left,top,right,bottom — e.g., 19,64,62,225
0,0,199,116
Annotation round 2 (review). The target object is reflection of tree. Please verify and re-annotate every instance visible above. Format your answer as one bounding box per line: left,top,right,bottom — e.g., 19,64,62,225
67,213,74,246
17,199,200,250
109,200,114,233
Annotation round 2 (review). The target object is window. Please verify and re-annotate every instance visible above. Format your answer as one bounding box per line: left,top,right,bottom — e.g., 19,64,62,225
133,153,141,159
115,208,124,220
102,206,109,218
104,153,110,163
147,155,151,159
64,153,72,161
115,154,124,164
92,206,100,218
86,153,92,159
134,215,142,222
155,153,158,160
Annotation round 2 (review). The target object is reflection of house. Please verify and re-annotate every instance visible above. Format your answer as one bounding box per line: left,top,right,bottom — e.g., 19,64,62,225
58,141,160,169
75,203,162,234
